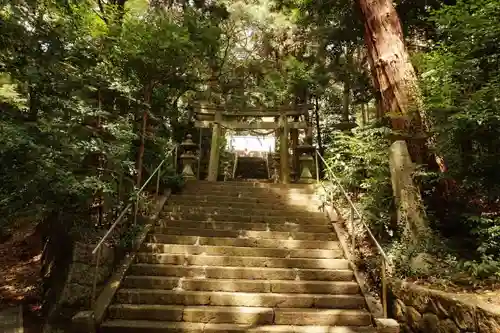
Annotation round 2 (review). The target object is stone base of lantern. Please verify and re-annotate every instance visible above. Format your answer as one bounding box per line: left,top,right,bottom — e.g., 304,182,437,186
298,154,314,183
181,155,197,180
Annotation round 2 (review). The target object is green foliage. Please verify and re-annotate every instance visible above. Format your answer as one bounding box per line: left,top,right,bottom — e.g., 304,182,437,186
0,0,224,233
325,125,394,240
412,0,500,277
160,167,185,193
119,223,145,250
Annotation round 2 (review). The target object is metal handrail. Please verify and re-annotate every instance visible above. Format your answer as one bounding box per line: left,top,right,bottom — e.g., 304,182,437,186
90,145,177,306
314,149,391,318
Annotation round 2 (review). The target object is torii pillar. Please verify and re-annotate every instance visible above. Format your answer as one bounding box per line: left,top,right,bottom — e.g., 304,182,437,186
280,114,290,184
207,111,222,182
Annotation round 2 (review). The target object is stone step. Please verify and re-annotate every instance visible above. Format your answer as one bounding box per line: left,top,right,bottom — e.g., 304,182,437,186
171,193,322,206
164,204,325,218
185,180,317,191
135,253,350,269
150,227,337,242
161,212,327,224
122,276,360,294
182,182,317,197
154,220,333,233
168,198,322,211
128,264,355,281
146,235,342,250
107,305,371,326
102,320,376,333
179,192,317,203
141,244,343,259
115,289,367,308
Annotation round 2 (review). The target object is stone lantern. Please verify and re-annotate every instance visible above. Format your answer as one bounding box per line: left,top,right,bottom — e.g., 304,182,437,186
296,141,315,183
180,134,198,179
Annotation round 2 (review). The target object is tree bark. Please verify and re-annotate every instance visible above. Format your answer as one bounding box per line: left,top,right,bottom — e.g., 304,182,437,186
342,80,351,123
358,0,437,254
358,0,426,163
136,86,152,186
361,103,367,126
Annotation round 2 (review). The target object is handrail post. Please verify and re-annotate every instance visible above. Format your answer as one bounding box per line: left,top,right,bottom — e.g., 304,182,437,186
91,246,102,308
351,205,355,250
156,164,161,196
382,257,388,318
134,196,139,225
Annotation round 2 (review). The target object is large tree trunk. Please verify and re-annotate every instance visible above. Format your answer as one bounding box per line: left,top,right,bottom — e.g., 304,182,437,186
342,80,351,123
136,86,152,186
358,0,434,254
358,0,426,163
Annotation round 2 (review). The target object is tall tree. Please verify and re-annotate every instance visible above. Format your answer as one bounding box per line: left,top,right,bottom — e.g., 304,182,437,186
357,0,426,163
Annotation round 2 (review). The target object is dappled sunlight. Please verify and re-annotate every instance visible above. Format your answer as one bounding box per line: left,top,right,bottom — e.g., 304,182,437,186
103,180,375,332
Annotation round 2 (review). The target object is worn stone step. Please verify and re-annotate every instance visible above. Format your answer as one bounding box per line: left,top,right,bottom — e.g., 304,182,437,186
122,276,360,294
135,253,350,269
107,305,370,326
141,244,343,259
108,305,274,325
146,235,342,250
171,193,322,206
274,308,371,326
164,205,325,219
184,180,317,191
129,264,355,281
115,289,367,308
161,212,327,224
181,186,314,195
150,227,337,242
102,320,376,333
155,220,333,233
168,199,323,213
179,193,317,205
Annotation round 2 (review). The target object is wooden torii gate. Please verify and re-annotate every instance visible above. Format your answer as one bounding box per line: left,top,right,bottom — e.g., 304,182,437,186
193,103,313,184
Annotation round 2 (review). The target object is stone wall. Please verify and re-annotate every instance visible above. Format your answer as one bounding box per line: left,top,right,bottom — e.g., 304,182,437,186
57,242,115,309
390,280,500,333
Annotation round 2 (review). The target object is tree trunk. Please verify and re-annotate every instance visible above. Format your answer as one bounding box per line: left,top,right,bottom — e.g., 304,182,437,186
358,0,435,255
342,80,350,123
136,86,152,186
358,0,426,163
361,103,367,126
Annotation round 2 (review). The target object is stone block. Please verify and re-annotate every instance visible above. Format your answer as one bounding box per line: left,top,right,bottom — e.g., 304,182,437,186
405,306,422,331
72,311,96,333
476,303,500,333
420,313,440,332
375,317,400,333
438,318,460,333
393,299,407,322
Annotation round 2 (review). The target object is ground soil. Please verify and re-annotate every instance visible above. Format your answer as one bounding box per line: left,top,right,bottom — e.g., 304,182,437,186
0,221,44,333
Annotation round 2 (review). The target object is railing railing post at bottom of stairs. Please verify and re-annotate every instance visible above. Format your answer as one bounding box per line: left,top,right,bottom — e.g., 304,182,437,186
382,257,388,318
91,246,101,309
350,205,355,250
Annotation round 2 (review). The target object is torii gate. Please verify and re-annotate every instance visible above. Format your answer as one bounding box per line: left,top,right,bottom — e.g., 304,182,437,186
193,103,314,184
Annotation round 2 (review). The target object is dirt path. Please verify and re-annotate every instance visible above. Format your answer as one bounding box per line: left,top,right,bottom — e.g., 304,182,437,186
0,223,43,333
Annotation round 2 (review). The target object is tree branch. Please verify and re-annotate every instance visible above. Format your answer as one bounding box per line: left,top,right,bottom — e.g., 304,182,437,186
97,0,108,24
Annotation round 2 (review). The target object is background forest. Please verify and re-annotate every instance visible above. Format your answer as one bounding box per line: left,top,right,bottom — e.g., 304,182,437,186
1,0,499,313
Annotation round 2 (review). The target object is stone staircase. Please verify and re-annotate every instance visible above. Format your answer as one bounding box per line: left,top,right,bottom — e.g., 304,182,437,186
235,156,269,180
101,180,378,333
